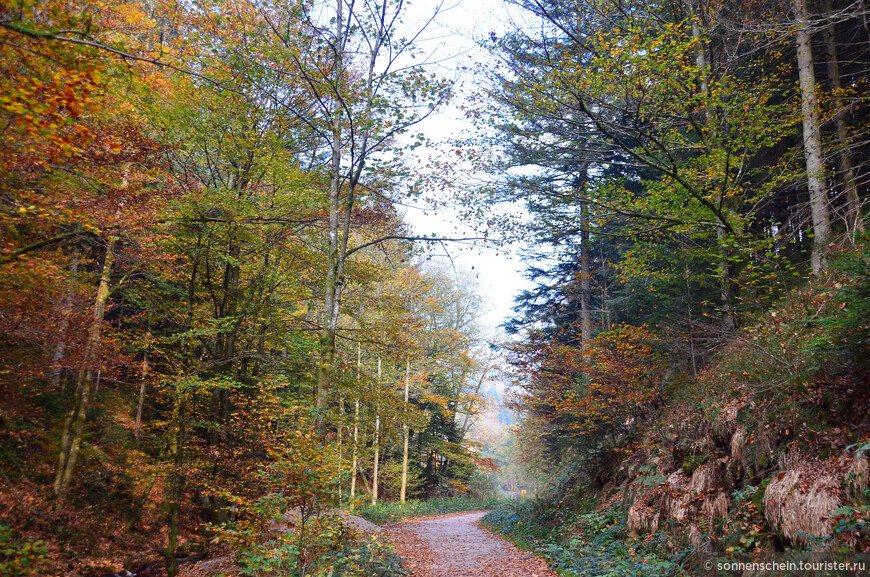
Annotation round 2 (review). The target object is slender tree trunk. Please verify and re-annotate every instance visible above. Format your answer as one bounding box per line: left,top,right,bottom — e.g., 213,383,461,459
350,399,359,499
689,0,735,327
400,360,410,503
795,0,832,275
822,0,863,240
689,0,710,114
49,249,80,390
371,359,380,506
579,196,592,353
460,365,490,440
212,241,240,442
599,246,611,331
685,253,698,377
716,224,736,330
205,238,240,522
127,430,169,531
350,344,360,499
134,347,148,442
337,396,343,501
54,236,116,507
316,0,346,429
165,388,187,577
358,469,372,495
126,456,161,531
371,409,380,505
316,0,387,431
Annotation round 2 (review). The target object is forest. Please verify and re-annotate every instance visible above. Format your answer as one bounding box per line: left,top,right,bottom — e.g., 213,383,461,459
0,0,868,576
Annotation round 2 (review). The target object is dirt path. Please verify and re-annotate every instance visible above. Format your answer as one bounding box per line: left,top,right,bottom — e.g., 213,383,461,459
383,511,558,577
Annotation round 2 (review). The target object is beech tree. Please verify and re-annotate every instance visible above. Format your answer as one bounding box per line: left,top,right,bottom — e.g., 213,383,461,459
794,0,833,275
234,0,453,425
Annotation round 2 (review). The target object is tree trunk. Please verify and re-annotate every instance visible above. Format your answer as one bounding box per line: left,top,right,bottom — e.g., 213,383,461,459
204,239,240,522
716,224,736,330
579,196,592,353
460,356,492,441
49,248,80,390
316,0,389,431
350,399,360,499
337,396,344,501
53,236,116,507
371,409,380,506
400,360,410,503
689,0,735,327
127,429,169,531
350,344,360,499
599,246,611,331
822,0,863,240
795,0,832,275
316,0,347,430
689,0,709,116
165,388,187,577
371,359,380,506
126,457,160,531
134,347,148,442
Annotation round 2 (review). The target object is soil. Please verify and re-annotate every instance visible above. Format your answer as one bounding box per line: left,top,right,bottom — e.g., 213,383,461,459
383,511,558,577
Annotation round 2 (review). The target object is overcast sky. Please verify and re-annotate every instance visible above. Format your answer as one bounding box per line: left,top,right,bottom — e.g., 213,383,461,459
394,0,534,334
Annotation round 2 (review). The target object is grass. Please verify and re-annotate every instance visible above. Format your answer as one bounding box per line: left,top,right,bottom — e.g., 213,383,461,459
356,496,504,524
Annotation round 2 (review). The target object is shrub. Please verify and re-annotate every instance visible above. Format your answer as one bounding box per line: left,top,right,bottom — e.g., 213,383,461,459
214,431,346,576
0,525,47,577
327,537,409,577
483,500,693,577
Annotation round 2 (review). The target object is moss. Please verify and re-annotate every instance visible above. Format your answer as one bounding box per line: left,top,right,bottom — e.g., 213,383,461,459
756,452,770,472
753,478,771,515
681,453,709,475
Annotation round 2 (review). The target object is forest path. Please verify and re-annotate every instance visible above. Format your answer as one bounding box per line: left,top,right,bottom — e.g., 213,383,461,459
383,511,557,577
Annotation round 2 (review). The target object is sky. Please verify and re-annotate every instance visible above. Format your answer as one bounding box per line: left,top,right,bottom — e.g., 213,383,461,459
392,0,534,334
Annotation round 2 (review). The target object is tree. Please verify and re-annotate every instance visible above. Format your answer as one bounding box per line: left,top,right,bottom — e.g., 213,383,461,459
506,324,666,473
471,0,864,351
1,0,177,507
0,1,500,574
53,236,116,506
820,0,864,242
794,0,833,275
242,0,452,425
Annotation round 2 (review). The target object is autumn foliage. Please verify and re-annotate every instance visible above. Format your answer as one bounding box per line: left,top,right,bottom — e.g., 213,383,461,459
0,1,490,575
509,325,666,441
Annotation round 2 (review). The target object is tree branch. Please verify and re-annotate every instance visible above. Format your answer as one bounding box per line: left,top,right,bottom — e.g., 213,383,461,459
344,235,486,258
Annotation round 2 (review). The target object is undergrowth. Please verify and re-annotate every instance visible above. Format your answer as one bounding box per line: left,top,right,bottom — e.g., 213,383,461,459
0,524,48,577
482,500,695,577
481,248,870,576
357,496,503,524
327,537,409,577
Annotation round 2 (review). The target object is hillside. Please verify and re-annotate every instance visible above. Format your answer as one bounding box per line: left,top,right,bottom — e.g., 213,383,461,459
483,253,869,574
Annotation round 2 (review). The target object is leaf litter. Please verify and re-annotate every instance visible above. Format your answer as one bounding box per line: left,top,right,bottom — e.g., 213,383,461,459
383,511,557,577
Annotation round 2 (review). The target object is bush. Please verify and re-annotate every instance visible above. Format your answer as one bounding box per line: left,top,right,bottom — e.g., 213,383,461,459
327,536,409,577
467,472,497,499
214,432,346,576
0,525,47,577
482,500,694,577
